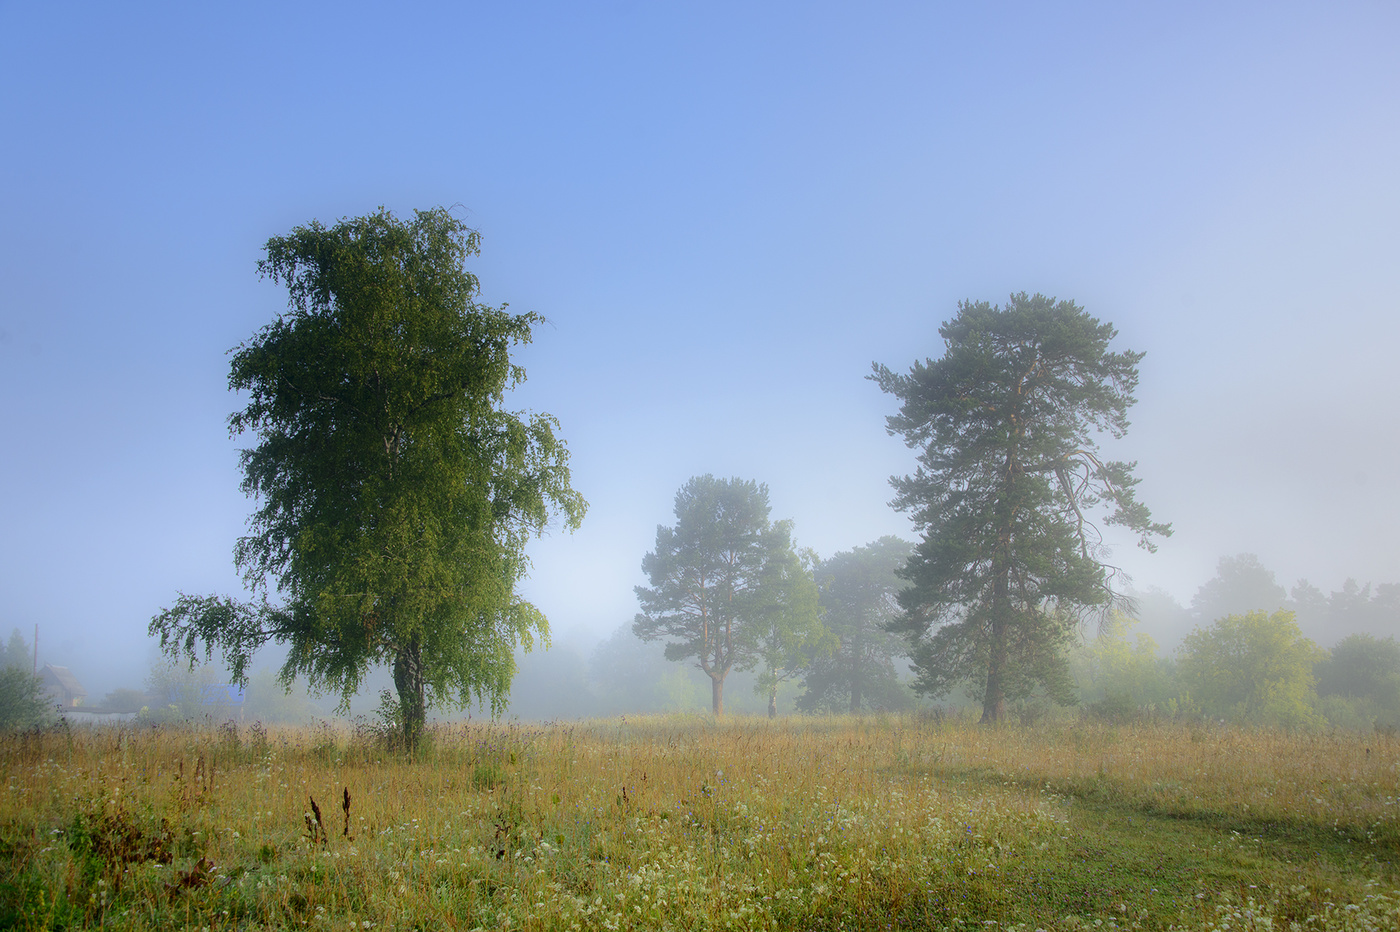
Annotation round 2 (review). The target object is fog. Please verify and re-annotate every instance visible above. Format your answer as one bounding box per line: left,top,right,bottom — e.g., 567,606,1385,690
1,3,1396,713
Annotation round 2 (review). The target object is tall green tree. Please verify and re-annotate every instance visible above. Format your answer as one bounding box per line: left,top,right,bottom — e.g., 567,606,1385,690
150,208,585,750
798,537,916,714
633,475,819,715
872,293,1170,723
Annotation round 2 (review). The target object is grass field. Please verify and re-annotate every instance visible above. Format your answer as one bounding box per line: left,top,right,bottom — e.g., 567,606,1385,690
1,714,1397,930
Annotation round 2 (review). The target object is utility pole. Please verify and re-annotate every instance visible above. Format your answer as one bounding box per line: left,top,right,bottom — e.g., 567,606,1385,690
32,624,38,677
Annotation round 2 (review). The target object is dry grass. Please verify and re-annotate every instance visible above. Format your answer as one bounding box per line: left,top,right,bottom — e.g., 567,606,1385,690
1,715,1397,930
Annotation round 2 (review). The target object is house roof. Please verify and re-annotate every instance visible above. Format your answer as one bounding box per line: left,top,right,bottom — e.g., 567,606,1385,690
41,663,87,697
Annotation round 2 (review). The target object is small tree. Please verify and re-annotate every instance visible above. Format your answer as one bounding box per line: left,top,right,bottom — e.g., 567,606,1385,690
1072,614,1175,721
1177,610,1323,728
151,208,585,751
872,294,1170,723
0,667,57,732
799,537,916,714
633,475,817,715
2,629,32,671
0,630,54,732
750,548,831,717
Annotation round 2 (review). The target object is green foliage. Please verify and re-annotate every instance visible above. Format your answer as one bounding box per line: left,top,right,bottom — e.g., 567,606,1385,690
98,687,148,714
633,475,821,715
140,659,228,724
872,294,1169,722
750,547,831,717
150,208,585,750
2,629,32,671
799,536,916,714
1315,633,1400,730
1177,610,1324,728
1071,613,1177,721
0,630,54,732
0,666,57,732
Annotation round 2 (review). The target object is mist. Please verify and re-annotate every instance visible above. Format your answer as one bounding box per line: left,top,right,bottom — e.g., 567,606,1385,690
1,3,1396,720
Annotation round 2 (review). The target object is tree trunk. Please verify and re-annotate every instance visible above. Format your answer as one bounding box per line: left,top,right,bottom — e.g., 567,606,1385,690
392,640,426,751
850,630,863,714
982,520,1012,725
767,686,777,718
711,673,725,716
981,612,1008,724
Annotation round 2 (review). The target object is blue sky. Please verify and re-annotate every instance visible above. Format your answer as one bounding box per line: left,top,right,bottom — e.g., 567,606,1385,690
2,1,1397,697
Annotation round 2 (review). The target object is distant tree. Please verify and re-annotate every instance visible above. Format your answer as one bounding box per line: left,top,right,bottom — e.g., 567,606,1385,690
149,208,586,751
0,629,54,732
2,629,32,671
1326,581,1400,641
589,626,711,714
99,687,148,714
1290,578,1400,645
750,548,830,717
1314,633,1400,730
798,537,916,714
633,475,815,715
1177,610,1323,728
872,294,1170,723
240,669,324,723
1190,554,1287,623
141,659,225,724
1288,579,1328,631
506,643,599,721
1124,586,1194,650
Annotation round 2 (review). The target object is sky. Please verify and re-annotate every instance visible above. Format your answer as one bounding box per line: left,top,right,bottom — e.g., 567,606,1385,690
2,1,1398,700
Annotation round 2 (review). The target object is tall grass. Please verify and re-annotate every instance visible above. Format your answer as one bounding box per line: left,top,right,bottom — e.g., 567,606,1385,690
1,715,1396,930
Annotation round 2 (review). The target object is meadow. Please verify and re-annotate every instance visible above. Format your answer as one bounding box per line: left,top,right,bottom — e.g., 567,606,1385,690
1,715,1397,931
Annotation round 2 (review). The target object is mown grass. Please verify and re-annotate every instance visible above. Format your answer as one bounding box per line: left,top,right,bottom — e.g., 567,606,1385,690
0,715,1397,930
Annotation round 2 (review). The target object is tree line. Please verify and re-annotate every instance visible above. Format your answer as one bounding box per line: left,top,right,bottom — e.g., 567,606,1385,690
631,294,1169,724
1071,555,1400,731
116,205,1388,749
501,563,1400,729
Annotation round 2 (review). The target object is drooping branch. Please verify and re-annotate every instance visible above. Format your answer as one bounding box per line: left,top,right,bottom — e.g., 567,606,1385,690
147,594,293,687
